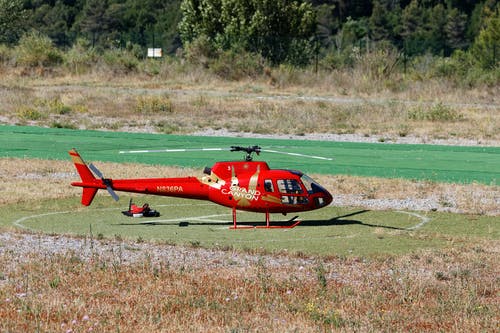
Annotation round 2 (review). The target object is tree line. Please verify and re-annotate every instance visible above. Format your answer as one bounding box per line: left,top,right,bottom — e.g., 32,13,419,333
0,0,498,71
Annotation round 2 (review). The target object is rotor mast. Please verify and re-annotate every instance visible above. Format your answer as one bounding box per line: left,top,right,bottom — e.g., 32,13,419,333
230,145,261,161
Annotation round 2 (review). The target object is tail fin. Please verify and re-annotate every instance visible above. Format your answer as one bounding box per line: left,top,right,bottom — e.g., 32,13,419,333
69,148,96,182
69,148,98,206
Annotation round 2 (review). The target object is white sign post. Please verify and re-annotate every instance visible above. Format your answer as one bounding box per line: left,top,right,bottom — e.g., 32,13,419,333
147,48,162,58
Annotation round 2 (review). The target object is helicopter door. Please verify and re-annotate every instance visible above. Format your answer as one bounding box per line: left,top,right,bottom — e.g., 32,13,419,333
277,179,308,204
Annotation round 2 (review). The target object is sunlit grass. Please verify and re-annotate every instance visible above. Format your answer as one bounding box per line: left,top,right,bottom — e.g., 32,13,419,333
3,195,498,257
1,65,498,331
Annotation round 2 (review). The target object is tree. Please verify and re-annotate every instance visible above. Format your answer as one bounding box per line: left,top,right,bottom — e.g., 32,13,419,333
445,7,468,52
425,4,446,54
470,4,500,69
370,0,390,41
123,0,182,51
369,0,402,43
75,0,109,47
316,3,339,50
31,1,75,47
400,0,426,55
0,0,28,44
179,0,317,65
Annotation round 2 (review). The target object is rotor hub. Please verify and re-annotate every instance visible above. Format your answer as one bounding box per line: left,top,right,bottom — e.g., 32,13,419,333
230,145,261,161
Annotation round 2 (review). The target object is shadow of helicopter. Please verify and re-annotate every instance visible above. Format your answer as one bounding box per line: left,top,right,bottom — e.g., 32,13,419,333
117,210,406,231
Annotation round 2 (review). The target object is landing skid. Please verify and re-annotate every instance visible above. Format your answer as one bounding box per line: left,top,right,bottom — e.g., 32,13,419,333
230,208,301,229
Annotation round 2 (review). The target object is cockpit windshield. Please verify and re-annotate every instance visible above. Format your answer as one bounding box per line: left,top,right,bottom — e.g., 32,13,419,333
300,174,319,193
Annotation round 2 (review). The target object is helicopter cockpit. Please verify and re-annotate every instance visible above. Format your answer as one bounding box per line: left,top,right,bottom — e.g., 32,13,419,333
264,171,331,207
299,173,332,207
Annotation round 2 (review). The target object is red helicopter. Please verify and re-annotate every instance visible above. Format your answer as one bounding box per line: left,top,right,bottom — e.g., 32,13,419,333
69,146,333,228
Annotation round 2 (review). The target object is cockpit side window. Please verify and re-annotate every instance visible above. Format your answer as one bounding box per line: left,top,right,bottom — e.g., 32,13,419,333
277,179,303,194
264,179,274,192
281,195,308,204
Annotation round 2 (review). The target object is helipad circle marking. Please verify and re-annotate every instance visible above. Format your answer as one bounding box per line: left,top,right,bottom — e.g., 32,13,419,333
13,211,72,230
12,203,218,230
397,211,431,230
13,207,430,235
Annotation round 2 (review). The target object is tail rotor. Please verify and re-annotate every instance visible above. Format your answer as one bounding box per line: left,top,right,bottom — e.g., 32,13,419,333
88,163,120,201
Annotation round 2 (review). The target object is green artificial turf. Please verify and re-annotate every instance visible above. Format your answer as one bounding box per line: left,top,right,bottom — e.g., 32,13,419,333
1,125,498,184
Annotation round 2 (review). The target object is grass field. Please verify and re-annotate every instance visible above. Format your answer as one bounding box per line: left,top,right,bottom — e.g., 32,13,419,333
4,195,498,258
1,131,498,332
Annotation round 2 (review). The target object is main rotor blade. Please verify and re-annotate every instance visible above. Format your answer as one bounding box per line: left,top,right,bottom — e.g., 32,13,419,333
118,146,333,161
119,148,227,154
262,149,333,161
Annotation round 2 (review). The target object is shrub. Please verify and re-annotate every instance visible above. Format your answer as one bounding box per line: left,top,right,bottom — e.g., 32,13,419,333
101,48,139,74
16,106,45,120
135,95,173,114
0,44,12,65
183,35,218,68
51,122,77,129
15,30,62,67
64,38,98,74
35,97,72,115
409,102,463,122
353,44,402,80
209,48,266,80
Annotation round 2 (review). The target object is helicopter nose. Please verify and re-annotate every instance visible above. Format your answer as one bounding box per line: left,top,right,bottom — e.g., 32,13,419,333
311,183,333,208
317,189,333,208
323,189,333,206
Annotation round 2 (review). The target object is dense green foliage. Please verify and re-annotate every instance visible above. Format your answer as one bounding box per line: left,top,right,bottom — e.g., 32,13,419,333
179,0,317,65
0,0,498,81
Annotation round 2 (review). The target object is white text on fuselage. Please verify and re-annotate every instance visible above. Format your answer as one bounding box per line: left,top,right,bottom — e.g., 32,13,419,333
157,185,183,193
222,186,261,201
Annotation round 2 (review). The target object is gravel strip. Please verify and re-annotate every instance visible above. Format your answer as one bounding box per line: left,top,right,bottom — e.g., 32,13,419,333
330,194,499,216
192,129,500,146
0,231,316,274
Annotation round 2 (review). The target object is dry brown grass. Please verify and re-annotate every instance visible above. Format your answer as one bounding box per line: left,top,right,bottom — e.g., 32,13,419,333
0,237,498,332
0,158,195,206
0,69,498,142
